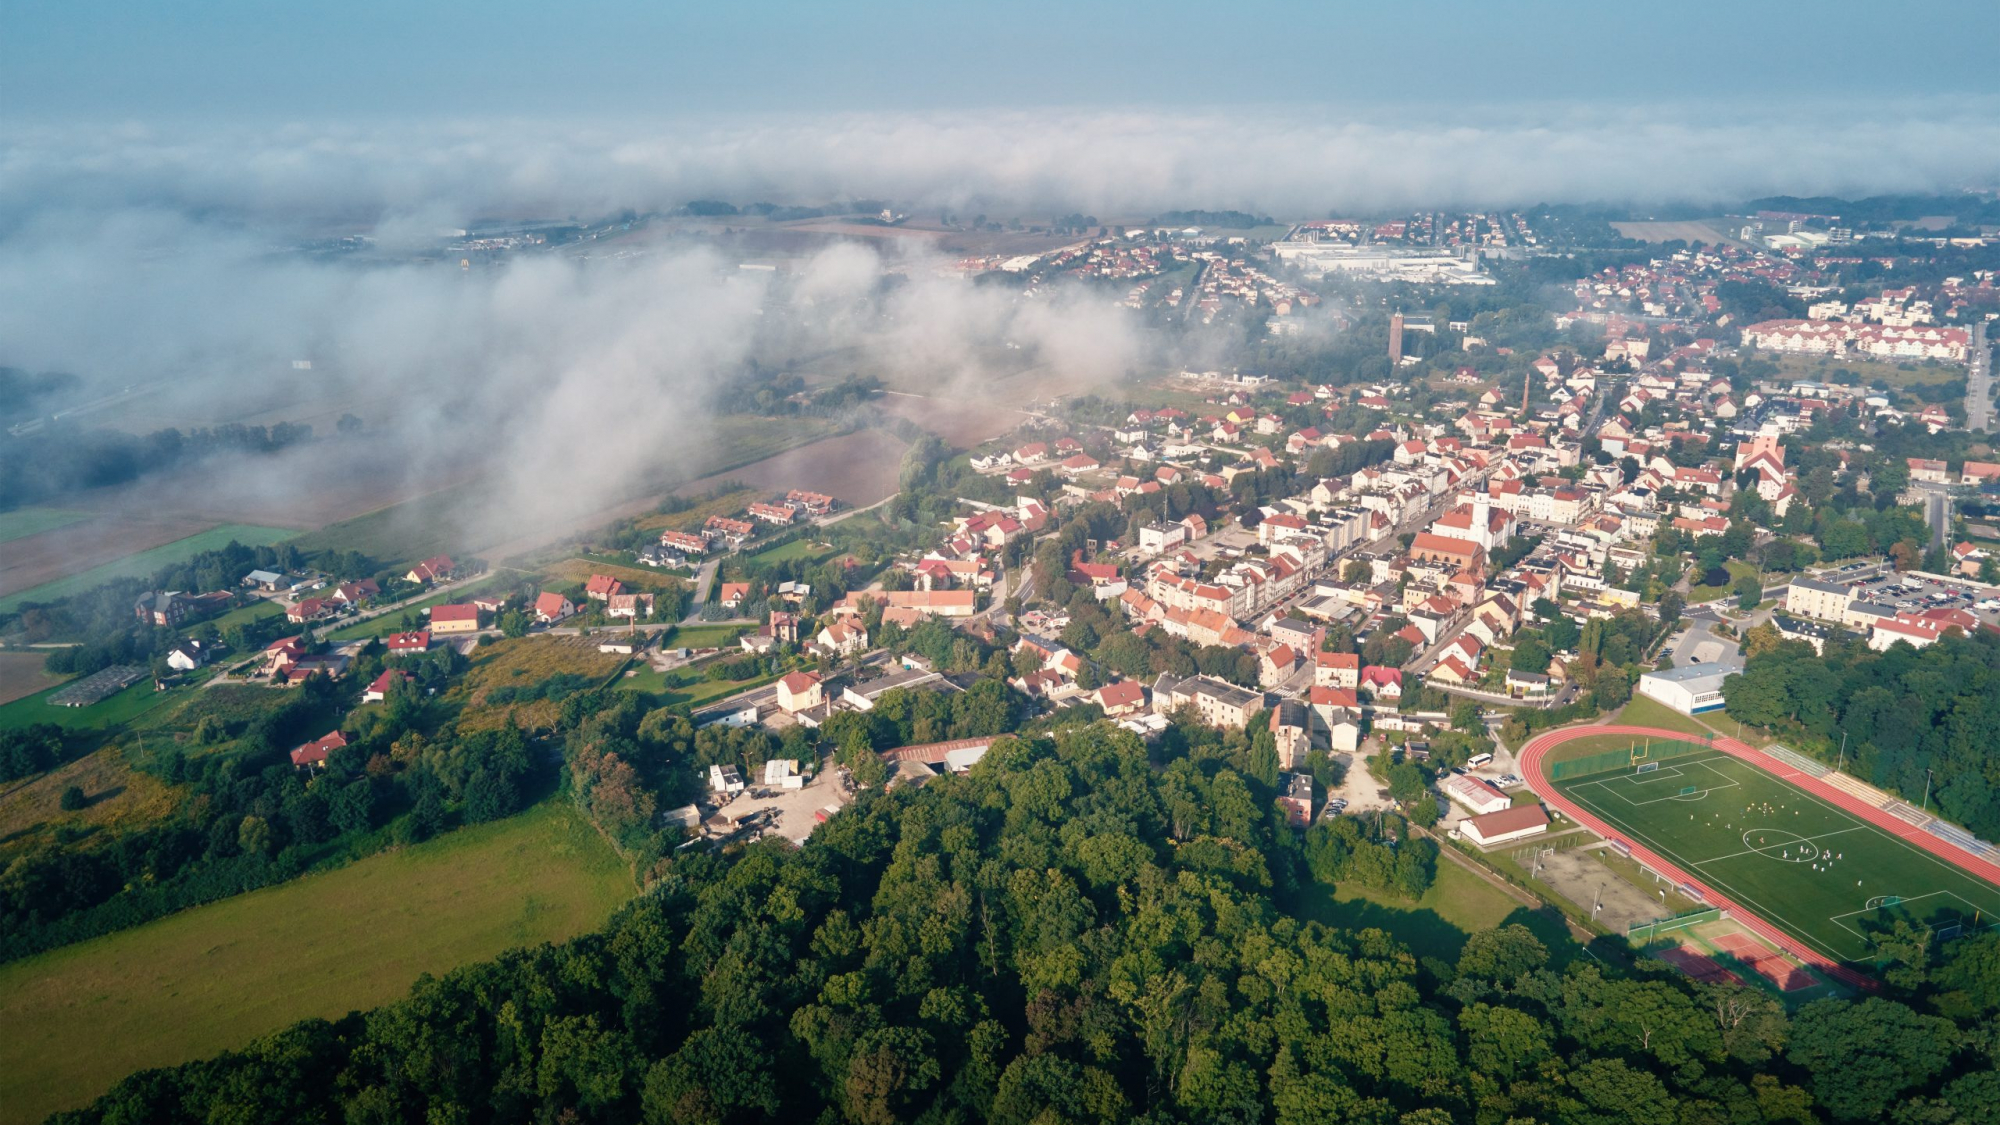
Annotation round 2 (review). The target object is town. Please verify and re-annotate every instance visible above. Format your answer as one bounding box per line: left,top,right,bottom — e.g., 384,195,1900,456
7,181,2000,1125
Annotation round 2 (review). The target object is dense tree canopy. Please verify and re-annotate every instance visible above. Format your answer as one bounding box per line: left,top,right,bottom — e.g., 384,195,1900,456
52,719,2000,1125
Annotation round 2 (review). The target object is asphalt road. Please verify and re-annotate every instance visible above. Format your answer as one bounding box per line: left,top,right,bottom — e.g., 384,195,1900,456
1968,321,1993,433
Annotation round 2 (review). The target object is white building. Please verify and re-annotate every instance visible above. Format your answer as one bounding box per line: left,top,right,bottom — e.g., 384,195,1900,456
1636,662,1738,715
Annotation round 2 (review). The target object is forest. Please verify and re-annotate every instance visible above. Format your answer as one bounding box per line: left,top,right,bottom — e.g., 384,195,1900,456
1723,628,2000,840
51,720,2000,1125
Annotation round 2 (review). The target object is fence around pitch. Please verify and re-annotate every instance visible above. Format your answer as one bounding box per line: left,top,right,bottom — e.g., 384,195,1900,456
1628,907,1724,940
1546,736,1710,781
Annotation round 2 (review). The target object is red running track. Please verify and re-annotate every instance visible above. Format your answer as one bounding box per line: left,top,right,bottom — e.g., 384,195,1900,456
1515,724,2000,991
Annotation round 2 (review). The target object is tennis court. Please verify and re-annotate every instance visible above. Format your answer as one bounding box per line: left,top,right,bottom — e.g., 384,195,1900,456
1549,745,2000,964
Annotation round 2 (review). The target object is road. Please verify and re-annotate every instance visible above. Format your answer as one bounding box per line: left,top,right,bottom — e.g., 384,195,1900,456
1968,321,1993,433
681,559,721,624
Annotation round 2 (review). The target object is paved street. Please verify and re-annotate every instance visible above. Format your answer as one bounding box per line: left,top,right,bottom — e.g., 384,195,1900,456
1968,320,1993,433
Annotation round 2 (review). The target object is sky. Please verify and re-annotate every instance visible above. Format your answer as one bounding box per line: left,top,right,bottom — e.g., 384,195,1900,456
3,0,1996,548
5,0,1996,119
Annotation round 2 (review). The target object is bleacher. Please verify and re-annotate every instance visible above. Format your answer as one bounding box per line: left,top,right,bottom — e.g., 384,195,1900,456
1761,744,1829,778
1884,800,1933,828
1926,819,2000,862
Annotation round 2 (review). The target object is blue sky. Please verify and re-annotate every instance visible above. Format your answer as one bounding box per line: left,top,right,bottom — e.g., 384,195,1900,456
5,0,1994,119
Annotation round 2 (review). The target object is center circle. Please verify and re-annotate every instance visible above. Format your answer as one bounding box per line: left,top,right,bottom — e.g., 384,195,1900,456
1740,829,1818,862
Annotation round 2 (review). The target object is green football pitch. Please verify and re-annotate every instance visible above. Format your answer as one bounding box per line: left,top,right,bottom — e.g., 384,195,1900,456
1551,751,2000,963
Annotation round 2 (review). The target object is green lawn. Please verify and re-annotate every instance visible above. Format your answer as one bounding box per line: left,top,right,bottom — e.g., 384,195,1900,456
0,525,299,614
0,800,635,1125
664,623,751,649
1687,560,1759,605
0,507,93,544
1550,751,2000,965
1297,856,1530,962
0,678,180,734
205,597,287,632
1617,694,1718,738
749,539,836,565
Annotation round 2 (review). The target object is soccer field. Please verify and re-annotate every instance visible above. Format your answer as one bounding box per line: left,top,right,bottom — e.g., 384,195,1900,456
1551,750,2000,963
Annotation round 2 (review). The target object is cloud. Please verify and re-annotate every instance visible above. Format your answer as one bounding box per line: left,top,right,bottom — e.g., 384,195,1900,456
0,208,1142,548
3,99,1993,551
3,101,1998,234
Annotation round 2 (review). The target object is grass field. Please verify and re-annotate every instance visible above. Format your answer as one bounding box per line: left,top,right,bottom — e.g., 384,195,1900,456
1688,560,1759,604
451,636,627,732
0,507,93,544
1299,857,1540,962
748,538,837,565
1772,353,1962,396
0,524,298,614
663,622,751,649
204,596,287,632
541,557,690,595
1550,746,2000,963
0,677,181,734
287,484,475,568
1617,694,1717,738
0,800,635,1125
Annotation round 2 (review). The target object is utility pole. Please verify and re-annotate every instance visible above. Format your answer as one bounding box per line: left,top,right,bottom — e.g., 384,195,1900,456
1837,731,1847,774
1923,767,1934,815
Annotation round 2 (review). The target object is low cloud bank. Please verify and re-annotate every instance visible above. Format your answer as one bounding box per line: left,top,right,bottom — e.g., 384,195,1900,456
4,101,1997,232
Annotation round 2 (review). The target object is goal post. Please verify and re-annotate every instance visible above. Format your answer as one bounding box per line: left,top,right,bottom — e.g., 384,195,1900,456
1635,761,1661,775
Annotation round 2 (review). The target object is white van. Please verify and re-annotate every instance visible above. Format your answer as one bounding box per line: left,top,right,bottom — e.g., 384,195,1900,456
1467,753,1494,769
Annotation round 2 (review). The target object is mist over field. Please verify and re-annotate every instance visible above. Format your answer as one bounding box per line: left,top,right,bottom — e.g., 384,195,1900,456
0,210,1143,546
2,97,1996,543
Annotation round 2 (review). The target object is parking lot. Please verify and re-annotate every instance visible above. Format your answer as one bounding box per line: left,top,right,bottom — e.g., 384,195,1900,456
1838,568,2000,627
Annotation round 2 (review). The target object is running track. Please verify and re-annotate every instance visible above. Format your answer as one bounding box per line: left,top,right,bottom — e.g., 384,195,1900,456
1520,725,2000,990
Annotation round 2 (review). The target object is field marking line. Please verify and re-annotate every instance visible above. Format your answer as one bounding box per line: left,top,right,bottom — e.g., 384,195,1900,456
1551,730,2000,966
1693,826,1867,865
1557,774,1856,962
1582,757,1743,807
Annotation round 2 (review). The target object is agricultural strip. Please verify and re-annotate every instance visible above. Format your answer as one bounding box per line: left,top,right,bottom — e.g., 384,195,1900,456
0,800,634,1125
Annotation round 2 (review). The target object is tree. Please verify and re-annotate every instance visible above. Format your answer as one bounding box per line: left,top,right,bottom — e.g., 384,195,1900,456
59,785,86,811
1456,923,1548,980
1342,559,1372,585
1787,998,1958,1120
1658,590,1685,626
1509,634,1552,674
1544,613,1580,652
1733,573,1762,610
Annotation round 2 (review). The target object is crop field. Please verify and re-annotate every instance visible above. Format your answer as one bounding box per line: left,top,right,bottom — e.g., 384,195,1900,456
0,507,93,544
671,427,908,511
0,651,68,707
0,800,634,1125
0,524,298,614
1549,745,2000,963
